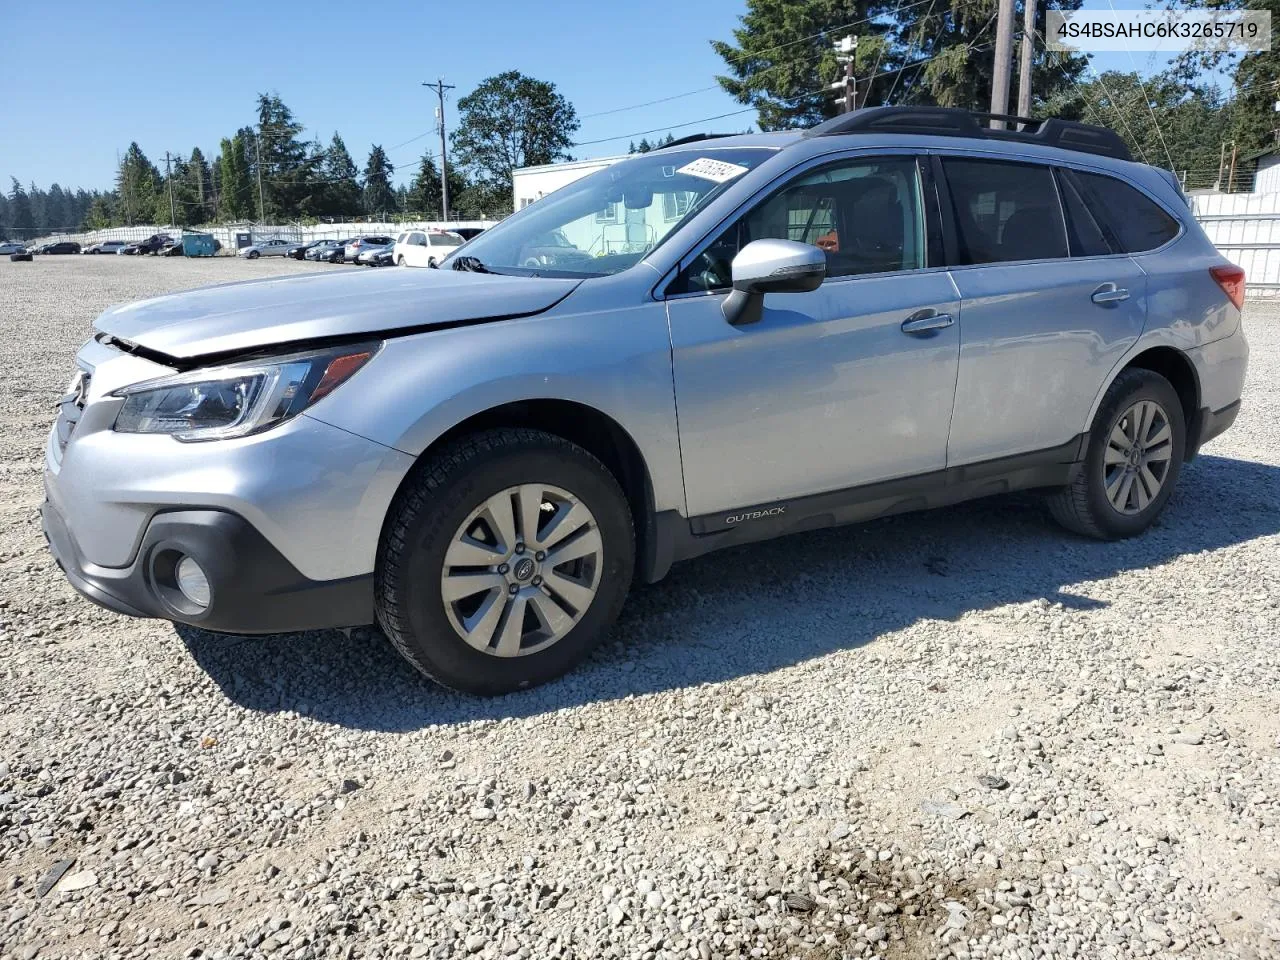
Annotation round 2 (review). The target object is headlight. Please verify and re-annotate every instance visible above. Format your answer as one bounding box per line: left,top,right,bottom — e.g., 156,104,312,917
111,342,379,441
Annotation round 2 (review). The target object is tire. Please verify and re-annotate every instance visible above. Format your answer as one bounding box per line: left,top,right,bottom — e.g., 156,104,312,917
427,257,436,269
247,250,260,260
396,256,405,266
376,428,635,695
1048,368,1186,539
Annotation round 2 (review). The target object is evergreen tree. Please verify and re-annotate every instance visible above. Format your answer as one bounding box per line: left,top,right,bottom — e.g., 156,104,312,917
188,147,214,222
320,132,361,216
407,151,443,217
84,195,113,230
362,145,396,217
713,0,1086,128
8,179,35,234
255,93,312,219
218,134,254,220
116,142,161,225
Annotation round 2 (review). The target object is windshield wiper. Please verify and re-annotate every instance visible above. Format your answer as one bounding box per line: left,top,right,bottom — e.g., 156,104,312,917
449,255,493,274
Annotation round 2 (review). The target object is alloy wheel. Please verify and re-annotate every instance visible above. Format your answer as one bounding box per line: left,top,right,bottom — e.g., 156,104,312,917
440,484,602,657
1103,400,1173,515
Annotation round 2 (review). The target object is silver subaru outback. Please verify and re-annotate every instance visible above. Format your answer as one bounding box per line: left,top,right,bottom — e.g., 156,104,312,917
43,107,1248,694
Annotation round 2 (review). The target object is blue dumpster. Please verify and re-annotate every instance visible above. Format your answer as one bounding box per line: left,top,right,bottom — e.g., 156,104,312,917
181,233,217,257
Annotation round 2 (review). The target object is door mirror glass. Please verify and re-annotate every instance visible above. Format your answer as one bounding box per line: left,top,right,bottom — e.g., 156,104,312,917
723,239,826,326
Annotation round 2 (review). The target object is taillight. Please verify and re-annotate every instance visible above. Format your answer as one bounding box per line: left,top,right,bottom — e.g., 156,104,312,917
1210,264,1246,310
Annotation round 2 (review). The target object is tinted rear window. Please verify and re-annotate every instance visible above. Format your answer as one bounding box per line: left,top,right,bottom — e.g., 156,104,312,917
942,158,1067,264
1072,171,1180,253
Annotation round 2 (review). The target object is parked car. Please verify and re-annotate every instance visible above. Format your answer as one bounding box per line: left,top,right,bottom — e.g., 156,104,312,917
37,241,81,255
239,238,295,259
119,234,173,256
286,240,326,260
306,240,348,263
41,107,1249,696
84,240,128,255
392,229,463,267
370,246,397,267
343,235,393,263
355,243,393,266
0,241,26,256
8,250,33,262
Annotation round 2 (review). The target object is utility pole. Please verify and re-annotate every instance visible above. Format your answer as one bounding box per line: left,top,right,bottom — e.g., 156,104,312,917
1228,142,1239,193
254,135,266,223
990,0,1017,127
1016,0,1037,120
423,79,456,221
163,152,177,228
829,36,858,113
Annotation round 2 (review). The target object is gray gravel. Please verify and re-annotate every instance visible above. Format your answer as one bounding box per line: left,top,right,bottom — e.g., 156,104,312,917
1,255,1278,960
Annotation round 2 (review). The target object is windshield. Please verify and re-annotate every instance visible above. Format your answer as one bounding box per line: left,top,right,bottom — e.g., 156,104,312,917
442,147,776,277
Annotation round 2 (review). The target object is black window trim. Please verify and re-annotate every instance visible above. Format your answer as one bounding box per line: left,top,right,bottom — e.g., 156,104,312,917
928,144,1185,262
659,147,948,301
1053,166,1119,259
934,152,1074,269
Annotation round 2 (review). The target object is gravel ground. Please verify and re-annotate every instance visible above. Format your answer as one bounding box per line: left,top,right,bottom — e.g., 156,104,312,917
1,255,1277,960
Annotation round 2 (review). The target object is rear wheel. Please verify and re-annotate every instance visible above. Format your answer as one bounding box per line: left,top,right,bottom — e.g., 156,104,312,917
1048,369,1185,539
376,429,634,695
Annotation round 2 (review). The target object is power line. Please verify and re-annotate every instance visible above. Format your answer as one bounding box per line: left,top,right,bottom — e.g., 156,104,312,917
571,109,758,149
1105,0,1175,171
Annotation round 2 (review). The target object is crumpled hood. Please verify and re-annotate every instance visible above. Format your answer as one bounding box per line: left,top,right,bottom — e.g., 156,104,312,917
93,266,582,360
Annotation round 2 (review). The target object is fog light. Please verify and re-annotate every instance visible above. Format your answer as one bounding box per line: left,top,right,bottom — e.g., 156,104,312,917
175,556,211,608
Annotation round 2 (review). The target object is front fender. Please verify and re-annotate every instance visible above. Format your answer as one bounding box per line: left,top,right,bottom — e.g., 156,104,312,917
306,295,685,515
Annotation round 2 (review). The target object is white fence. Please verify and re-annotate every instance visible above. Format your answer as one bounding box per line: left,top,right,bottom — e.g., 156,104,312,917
1191,193,1280,299
29,220,498,254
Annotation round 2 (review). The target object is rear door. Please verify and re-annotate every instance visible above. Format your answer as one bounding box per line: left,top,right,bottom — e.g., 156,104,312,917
666,152,962,518
938,154,1148,466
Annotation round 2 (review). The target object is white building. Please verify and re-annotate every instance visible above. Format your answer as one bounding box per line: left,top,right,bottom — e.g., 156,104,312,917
512,156,626,211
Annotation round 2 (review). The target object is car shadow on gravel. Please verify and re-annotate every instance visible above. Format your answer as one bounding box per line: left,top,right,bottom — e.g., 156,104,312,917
176,453,1280,731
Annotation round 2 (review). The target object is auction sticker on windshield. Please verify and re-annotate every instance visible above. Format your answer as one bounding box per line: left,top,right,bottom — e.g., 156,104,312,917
677,157,751,183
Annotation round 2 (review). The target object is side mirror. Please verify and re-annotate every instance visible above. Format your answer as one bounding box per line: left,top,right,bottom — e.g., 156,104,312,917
722,238,826,326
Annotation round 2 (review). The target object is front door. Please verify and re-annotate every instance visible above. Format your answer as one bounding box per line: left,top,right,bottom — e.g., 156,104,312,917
666,153,962,519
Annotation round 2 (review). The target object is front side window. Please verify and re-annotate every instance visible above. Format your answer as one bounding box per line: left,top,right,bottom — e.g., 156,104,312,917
943,158,1067,264
443,147,776,277
671,155,926,294
1071,170,1180,253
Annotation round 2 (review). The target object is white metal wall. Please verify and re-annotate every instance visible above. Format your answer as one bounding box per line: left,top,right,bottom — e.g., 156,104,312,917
1192,192,1280,299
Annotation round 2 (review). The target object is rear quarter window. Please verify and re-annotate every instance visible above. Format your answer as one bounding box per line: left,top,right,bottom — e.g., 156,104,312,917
1071,171,1180,253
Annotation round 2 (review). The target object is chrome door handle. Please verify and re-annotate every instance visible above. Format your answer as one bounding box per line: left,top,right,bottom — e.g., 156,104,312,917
1091,284,1130,304
901,312,954,335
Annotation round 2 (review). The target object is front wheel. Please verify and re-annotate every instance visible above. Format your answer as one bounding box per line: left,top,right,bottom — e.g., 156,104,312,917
1048,369,1186,539
247,250,260,260
376,429,635,695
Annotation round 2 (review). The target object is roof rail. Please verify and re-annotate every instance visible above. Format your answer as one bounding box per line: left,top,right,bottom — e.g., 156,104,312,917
805,106,1132,162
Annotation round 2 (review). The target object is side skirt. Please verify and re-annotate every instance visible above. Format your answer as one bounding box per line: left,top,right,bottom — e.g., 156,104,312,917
644,435,1087,579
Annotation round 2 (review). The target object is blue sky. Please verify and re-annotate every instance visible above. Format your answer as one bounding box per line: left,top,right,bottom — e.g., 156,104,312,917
0,0,1209,194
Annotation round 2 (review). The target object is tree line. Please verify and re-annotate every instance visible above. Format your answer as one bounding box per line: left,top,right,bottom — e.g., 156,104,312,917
1,71,579,236
715,0,1272,190
5,2,1277,238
